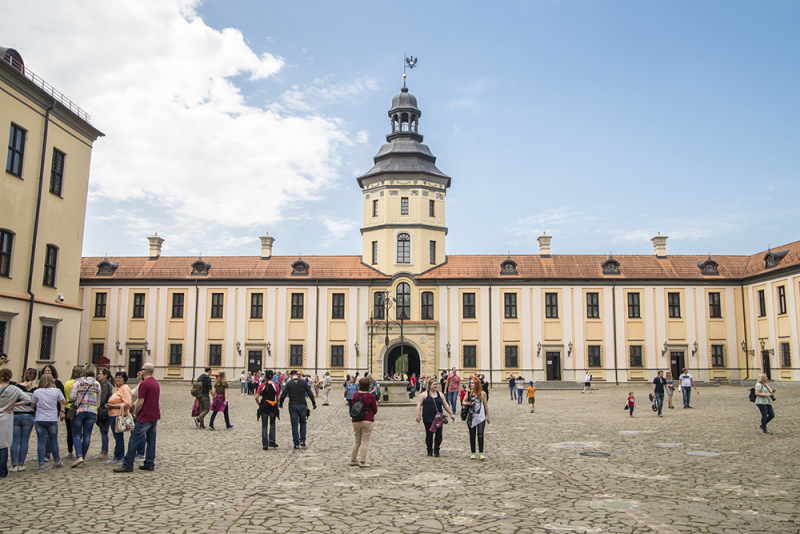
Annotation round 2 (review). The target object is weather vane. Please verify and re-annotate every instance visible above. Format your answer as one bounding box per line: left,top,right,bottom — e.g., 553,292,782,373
403,55,418,87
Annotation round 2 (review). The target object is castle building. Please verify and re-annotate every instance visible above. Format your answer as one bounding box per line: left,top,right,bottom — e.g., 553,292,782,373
78,86,799,384
0,47,103,379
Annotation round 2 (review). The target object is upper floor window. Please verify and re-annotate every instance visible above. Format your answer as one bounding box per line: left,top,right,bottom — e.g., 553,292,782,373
421,291,434,320
396,282,410,320
291,293,304,319
586,292,599,319
757,289,766,317
331,293,345,319
94,292,107,318
171,293,184,318
545,292,558,319
373,292,385,320
628,292,641,319
397,233,410,263
210,293,224,319
372,199,378,217
43,244,58,287
429,199,435,217
668,292,681,318
6,123,26,177
463,292,476,319
504,293,517,319
132,293,146,318
0,229,12,277
777,286,787,315
371,241,378,265
429,241,436,265
401,197,409,215
251,293,263,319
49,149,65,196
709,292,722,318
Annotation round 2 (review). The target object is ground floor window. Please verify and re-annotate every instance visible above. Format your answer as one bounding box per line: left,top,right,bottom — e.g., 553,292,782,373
629,345,643,368
504,345,519,368
208,344,222,366
463,345,477,368
330,345,344,368
290,344,304,367
587,345,602,368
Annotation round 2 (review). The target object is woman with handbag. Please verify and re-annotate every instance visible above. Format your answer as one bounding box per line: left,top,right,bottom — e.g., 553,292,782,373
92,368,114,460
104,371,132,466
10,368,38,471
462,377,490,459
754,374,776,435
209,372,233,430
415,378,455,457
1,369,34,477
62,366,83,459
68,363,101,468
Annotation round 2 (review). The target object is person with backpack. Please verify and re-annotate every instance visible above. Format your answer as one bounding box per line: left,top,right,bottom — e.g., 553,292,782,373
349,376,378,467
415,378,455,457
278,370,317,449
256,370,280,450
193,368,213,429
753,374,776,435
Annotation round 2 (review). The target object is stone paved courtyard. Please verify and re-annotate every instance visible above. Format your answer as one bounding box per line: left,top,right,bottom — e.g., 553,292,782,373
2,382,799,534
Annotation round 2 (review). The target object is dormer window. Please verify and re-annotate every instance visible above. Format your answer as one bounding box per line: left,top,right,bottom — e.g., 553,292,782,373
191,258,211,276
96,258,119,276
602,258,620,275
500,258,518,275
291,259,309,276
764,250,789,269
697,258,719,276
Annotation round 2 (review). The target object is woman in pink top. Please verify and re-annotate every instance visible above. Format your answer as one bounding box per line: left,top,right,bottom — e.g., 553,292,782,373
104,371,133,466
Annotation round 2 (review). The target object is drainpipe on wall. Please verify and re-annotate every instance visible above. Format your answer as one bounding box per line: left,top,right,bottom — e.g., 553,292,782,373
191,280,199,382
612,280,619,386
22,99,56,371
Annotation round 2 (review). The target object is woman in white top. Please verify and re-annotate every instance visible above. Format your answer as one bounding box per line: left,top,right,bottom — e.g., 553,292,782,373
0,369,33,477
462,377,490,460
239,371,247,396
29,374,65,470
754,374,776,435
515,376,526,404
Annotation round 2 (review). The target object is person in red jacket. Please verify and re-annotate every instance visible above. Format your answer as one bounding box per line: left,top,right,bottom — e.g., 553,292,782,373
350,376,378,468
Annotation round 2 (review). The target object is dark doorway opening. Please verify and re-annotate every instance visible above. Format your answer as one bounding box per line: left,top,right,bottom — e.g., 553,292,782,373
546,351,561,381
128,349,143,378
670,351,685,380
762,351,771,380
248,350,263,374
384,344,420,380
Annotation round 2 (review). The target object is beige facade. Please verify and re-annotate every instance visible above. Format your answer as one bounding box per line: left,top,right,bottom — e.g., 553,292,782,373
0,47,103,379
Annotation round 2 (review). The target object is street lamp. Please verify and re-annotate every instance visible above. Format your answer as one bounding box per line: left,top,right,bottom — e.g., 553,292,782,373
143,340,151,356
236,341,242,356
536,342,542,357
567,342,573,357
661,341,668,357
115,340,123,355
760,339,774,356
266,341,271,357
691,341,698,358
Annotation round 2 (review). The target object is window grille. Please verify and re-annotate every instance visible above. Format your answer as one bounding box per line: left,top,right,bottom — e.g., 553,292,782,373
711,344,726,368
91,343,104,364
331,345,344,367
208,344,222,366
504,345,519,368
587,345,602,368
780,342,791,368
40,325,54,360
290,344,303,367
169,343,183,366
629,345,643,368
463,345,477,368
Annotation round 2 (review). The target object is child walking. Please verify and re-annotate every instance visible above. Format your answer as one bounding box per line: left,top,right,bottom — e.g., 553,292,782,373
627,391,635,417
459,384,467,407
527,381,536,413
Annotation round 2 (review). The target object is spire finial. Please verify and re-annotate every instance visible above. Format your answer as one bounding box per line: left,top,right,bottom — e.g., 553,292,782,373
403,55,418,87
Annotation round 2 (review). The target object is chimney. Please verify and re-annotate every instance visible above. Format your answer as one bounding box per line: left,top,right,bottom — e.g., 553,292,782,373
260,232,275,259
537,233,552,257
147,233,164,260
651,233,668,258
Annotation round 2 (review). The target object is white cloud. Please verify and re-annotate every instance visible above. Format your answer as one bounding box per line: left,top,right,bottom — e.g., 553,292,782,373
317,215,359,248
3,0,357,252
508,208,580,238
273,77,380,113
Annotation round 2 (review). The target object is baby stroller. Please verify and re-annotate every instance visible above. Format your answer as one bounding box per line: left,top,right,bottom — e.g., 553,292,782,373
648,393,658,412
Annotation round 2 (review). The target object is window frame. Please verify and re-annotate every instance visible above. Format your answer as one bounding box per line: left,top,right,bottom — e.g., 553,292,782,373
586,292,600,319
0,229,13,277
627,292,641,319
168,343,183,366
429,240,435,265
210,293,224,319
667,292,681,318
421,291,434,320
371,241,378,265
330,344,345,368
331,293,345,319
6,123,26,177
587,345,602,368
396,233,410,263
94,292,107,318
373,292,385,320
757,289,766,317
49,148,66,197
289,344,303,367
132,293,146,319
545,292,558,319
429,199,435,217
39,324,55,361
777,286,787,315
396,283,410,320
709,292,722,318
463,292,476,319
208,344,222,367
400,197,409,215
291,293,304,319
250,292,263,319
171,293,185,319
463,344,477,369
43,244,58,287
504,293,517,319
372,199,378,217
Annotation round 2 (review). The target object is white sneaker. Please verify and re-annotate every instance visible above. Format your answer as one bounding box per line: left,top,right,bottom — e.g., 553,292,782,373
17,465,25,472
9,465,18,472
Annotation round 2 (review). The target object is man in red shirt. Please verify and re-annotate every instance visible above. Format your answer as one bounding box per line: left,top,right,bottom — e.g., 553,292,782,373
114,363,160,473
446,367,461,415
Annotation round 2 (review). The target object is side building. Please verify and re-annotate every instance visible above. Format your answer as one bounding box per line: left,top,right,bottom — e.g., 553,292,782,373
1,47,103,378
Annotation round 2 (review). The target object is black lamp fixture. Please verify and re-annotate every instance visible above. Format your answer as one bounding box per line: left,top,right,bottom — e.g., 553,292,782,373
236,341,242,356
354,341,359,357
567,342,573,357
661,341,668,357
760,339,774,356
446,341,451,357
115,340,123,355
143,340,151,356
691,341,698,357
266,341,271,357
536,342,542,357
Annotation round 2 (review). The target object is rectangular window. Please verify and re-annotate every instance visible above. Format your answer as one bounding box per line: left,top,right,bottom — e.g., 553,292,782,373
289,344,303,367
330,345,344,368
780,342,791,367
210,293,224,319
372,199,378,217
169,343,183,366
91,343,104,364
132,293,145,318
0,320,6,354
0,229,13,277
588,345,602,367
331,293,345,319
43,244,58,287
401,197,409,215
171,293,184,318
504,293,517,319
711,344,726,368
777,286,787,315
668,292,681,318
545,293,558,319
429,241,435,264
709,292,722,318
586,292,599,319
94,292,107,318
463,293,476,319
250,293,263,319
39,325,54,360
757,290,766,317
463,345,477,368
421,291,434,320
429,199,435,217
49,148,65,196
208,344,222,366
629,345,643,368
291,293,304,319
628,292,641,319
373,292,385,320
6,123,26,177
504,345,519,368
371,241,378,265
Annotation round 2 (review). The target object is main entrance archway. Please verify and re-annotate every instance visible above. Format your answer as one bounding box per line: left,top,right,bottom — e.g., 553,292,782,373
384,344,421,379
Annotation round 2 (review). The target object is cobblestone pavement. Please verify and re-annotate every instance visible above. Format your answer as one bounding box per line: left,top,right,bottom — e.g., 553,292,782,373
2,383,799,534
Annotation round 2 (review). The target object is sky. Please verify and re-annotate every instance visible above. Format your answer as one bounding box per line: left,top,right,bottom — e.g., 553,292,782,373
3,0,799,259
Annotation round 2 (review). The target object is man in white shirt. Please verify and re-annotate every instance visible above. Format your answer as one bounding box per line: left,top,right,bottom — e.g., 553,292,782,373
322,372,332,405
582,372,592,394
678,368,697,408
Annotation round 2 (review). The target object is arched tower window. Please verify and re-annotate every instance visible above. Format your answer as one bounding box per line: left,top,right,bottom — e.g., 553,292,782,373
397,233,410,263
401,112,409,131
392,114,399,133
410,114,417,133
396,282,410,320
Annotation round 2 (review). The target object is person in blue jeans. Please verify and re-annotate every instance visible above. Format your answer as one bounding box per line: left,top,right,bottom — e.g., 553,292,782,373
508,374,516,400
10,368,38,471
114,363,161,473
29,374,64,470
652,370,666,417
69,365,101,468
279,370,317,449
678,368,696,409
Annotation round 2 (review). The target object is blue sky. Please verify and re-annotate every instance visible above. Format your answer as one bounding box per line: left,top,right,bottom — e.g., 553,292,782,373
5,1,799,258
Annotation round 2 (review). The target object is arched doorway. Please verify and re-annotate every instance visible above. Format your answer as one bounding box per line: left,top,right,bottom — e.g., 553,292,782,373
384,344,421,380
